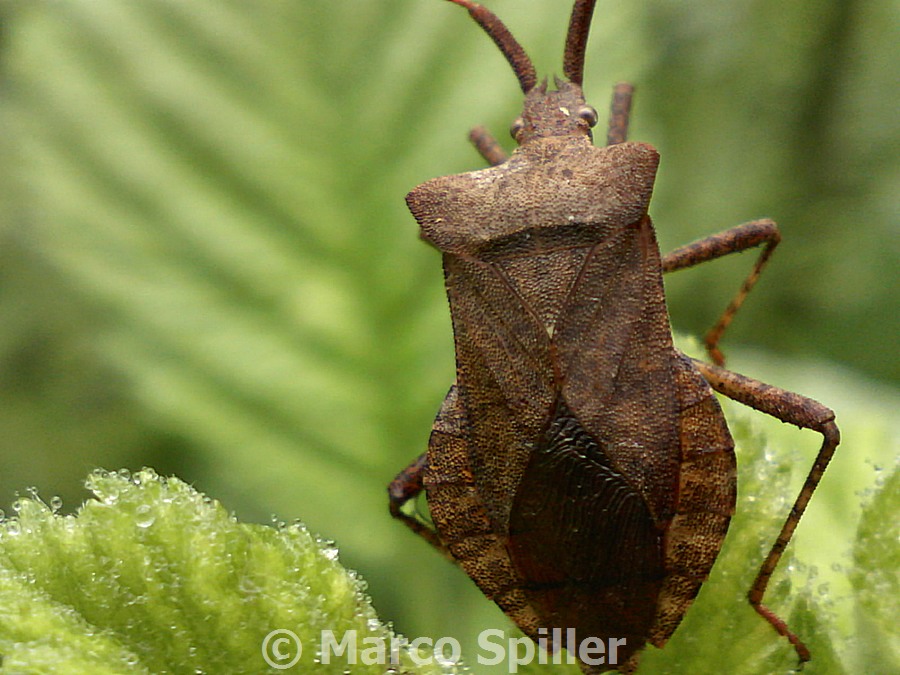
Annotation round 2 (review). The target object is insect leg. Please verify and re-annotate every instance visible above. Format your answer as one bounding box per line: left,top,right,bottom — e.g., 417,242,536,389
690,358,840,664
606,82,634,146
469,125,509,166
388,453,448,553
661,219,781,366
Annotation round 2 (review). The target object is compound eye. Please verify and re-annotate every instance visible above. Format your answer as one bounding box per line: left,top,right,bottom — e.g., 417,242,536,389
510,117,525,140
576,105,598,127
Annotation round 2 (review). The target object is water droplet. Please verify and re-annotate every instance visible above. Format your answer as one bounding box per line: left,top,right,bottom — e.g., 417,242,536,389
238,576,261,595
135,505,155,528
50,496,63,512
101,485,121,505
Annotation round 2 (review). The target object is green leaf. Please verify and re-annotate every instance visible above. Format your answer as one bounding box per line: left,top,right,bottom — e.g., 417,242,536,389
0,469,458,674
848,464,900,674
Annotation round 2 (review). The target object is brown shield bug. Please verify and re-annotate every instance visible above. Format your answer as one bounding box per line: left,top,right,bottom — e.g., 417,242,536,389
389,1,840,672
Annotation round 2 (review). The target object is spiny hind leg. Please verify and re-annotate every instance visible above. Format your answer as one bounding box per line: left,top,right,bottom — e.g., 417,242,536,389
692,358,840,665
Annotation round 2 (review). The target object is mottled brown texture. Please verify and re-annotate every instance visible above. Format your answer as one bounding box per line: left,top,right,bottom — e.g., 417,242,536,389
388,2,840,672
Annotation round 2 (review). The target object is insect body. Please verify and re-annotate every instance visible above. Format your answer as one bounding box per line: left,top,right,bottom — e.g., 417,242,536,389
389,1,840,672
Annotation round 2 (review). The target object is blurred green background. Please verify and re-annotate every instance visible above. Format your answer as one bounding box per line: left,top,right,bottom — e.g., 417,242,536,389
1,0,897,672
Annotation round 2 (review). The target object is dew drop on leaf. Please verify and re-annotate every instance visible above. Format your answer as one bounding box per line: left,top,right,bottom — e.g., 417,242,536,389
135,505,156,528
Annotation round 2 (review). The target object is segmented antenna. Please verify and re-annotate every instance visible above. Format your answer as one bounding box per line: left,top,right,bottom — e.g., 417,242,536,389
445,0,538,93
563,0,599,85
